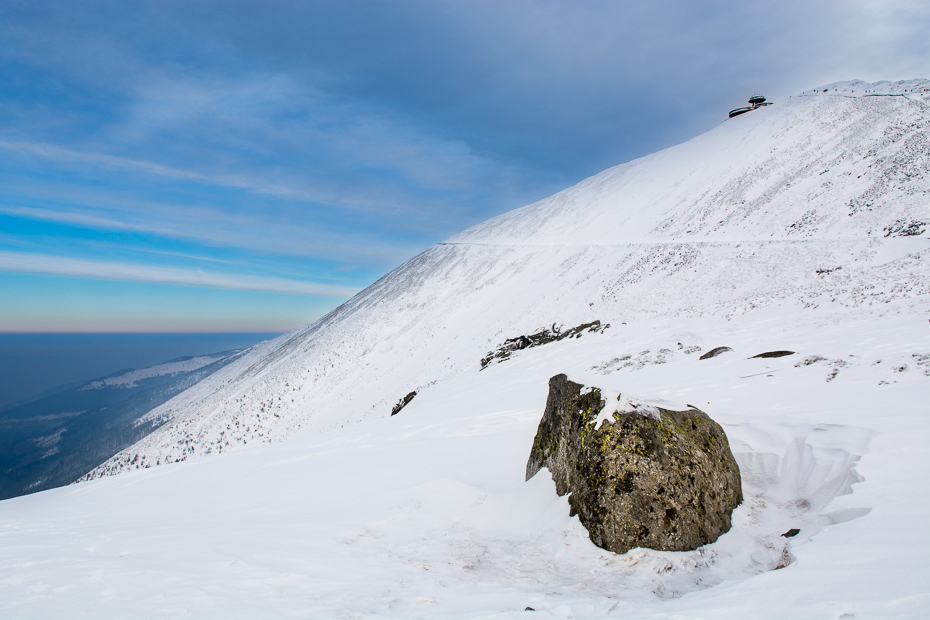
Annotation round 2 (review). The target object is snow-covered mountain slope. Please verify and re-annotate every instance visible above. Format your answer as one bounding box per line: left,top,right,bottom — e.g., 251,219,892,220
1,80,927,619
84,79,929,476
3,308,928,618
452,79,928,245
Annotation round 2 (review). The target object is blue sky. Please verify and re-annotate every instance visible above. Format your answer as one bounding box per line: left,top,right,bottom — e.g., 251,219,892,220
1,0,927,332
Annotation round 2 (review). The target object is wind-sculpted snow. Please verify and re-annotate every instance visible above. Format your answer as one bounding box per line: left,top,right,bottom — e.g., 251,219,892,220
6,81,922,618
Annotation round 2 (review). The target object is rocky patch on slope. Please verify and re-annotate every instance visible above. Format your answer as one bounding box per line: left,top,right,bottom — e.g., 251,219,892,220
699,347,732,360
480,321,609,369
751,351,795,359
390,391,417,416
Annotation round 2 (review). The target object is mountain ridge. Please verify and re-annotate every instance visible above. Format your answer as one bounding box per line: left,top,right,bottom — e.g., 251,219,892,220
449,79,928,245
83,79,928,479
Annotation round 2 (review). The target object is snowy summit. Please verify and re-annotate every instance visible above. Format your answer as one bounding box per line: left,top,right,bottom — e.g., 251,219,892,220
2,80,929,619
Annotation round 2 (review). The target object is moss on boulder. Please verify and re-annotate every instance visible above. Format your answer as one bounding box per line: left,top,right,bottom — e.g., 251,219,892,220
527,374,742,554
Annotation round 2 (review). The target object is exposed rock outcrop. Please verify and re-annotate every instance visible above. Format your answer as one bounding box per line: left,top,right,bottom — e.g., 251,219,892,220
390,391,417,416
699,346,732,360
480,321,609,369
526,374,742,554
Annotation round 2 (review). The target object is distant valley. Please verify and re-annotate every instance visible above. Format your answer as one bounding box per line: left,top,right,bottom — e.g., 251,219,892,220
0,350,248,499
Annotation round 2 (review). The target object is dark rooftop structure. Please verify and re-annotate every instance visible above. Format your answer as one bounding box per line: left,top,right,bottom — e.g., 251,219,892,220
729,93,773,118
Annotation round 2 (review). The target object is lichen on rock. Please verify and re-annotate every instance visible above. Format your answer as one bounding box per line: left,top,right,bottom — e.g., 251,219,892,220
527,374,742,554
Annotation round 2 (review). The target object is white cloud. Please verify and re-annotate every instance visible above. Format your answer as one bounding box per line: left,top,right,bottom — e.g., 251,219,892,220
0,201,420,267
0,251,360,298
0,140,338,205
0,204,154,233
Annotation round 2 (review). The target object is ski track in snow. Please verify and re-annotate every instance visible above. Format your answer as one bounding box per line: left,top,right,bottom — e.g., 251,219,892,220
2,79,929,619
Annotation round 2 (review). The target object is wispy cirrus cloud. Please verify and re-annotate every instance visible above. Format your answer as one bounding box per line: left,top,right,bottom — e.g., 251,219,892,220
0,201,421,269
0,251,360,298
0,204,156,234
0,139,367,209
0,140,209,183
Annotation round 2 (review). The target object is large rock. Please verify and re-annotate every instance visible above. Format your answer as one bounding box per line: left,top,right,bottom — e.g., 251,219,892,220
526,374,742,554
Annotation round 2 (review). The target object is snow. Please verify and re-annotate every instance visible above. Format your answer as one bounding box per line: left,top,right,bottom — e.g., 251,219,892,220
79,354,230,390
2,309,927,618
1,80,928,618
591,391,695,429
